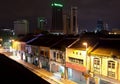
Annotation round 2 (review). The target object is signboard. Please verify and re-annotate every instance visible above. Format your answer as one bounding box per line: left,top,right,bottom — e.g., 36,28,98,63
66,62,86,72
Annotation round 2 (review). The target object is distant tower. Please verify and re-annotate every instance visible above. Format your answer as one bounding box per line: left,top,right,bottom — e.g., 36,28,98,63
63,12,71,34
104,23,109,31
51,0,64,34
70,7,78,35
96,19,104,32
37,17,47,30
14,19,29,36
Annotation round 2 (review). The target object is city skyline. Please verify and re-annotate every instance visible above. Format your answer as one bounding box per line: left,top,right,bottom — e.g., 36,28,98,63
0,0,120,32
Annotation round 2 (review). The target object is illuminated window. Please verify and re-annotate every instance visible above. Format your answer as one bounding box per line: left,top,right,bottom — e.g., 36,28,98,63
76,52,78,55
108,61,115,77
53,52,64,62
93,58,100,74
69,57,83,65
73,51,79,55
94,58,100,65
79,59,83,65
108,61,115,69
79,52,81,55
73,51,75,54
108,71,115,77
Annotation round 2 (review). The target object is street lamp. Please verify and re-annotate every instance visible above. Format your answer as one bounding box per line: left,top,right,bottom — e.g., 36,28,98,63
83,42,88,69
83,42,87,51
83,42,90,84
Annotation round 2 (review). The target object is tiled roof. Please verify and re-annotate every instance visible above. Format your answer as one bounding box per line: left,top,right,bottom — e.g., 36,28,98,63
27,34,64,47
51,38,78,50
18,34,38,42
91,39,120,57
69,38,98,50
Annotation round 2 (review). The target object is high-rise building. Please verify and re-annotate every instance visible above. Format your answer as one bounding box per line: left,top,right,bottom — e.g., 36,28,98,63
63,12,71,34
104,23,109,31
51,0,64,34
70,7,78,35
96,19,104,32
13,19,29,36
37,17,48,31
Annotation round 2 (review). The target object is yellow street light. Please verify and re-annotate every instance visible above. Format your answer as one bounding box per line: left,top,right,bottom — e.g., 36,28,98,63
83,42,87,50
83,42,90,84
83,42,88,67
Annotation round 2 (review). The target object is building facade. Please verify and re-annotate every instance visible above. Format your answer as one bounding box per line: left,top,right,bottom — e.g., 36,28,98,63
12,33,120,84
51,0,64,34
70,7,78,35
14,19,29,36
96,19,104,32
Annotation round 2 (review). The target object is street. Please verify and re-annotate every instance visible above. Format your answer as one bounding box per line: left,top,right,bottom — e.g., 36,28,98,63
0,47,77,84
0,53,50,84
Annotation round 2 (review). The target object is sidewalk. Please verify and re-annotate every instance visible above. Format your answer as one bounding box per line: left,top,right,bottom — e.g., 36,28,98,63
3,51,77,84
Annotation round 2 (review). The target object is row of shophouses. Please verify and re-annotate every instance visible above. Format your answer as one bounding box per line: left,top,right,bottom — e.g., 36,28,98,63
12,33,120,84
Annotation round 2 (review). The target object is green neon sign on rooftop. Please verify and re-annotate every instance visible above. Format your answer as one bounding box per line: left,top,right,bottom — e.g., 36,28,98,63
51,3,63,7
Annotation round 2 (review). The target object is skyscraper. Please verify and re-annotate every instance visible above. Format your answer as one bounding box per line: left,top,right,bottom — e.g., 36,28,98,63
70,7,78,35
96,19,104,32
51,0,64,34
13,19,29,36
37,17,47,30
63,12,71,34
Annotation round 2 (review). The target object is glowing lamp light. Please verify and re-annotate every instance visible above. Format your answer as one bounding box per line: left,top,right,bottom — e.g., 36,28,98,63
83,42,87,46
83,42,87,51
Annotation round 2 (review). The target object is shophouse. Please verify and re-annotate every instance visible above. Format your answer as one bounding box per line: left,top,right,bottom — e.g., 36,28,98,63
65,34,98,84
12,34,36,61
50,37,78,78
27,34,64,71
90,38,120,84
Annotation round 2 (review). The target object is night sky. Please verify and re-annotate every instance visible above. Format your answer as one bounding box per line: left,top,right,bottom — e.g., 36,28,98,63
0,0,120,31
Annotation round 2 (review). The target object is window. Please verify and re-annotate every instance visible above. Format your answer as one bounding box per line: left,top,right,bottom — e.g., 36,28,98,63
53,52,56,60
69,57,83,65
60,53,63,59
108,61,115,77
93,58,100,74
108,71,115,77
79,52,81,55
57,53,59,59
73,51,75,54
76,52,78,55
94,58,100,65
108,61,115,69
40,50,44,55
79,59,83,65
45,51,49,56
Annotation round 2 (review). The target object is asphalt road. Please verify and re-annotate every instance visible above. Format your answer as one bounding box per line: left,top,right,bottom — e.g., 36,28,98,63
0,53,50,84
